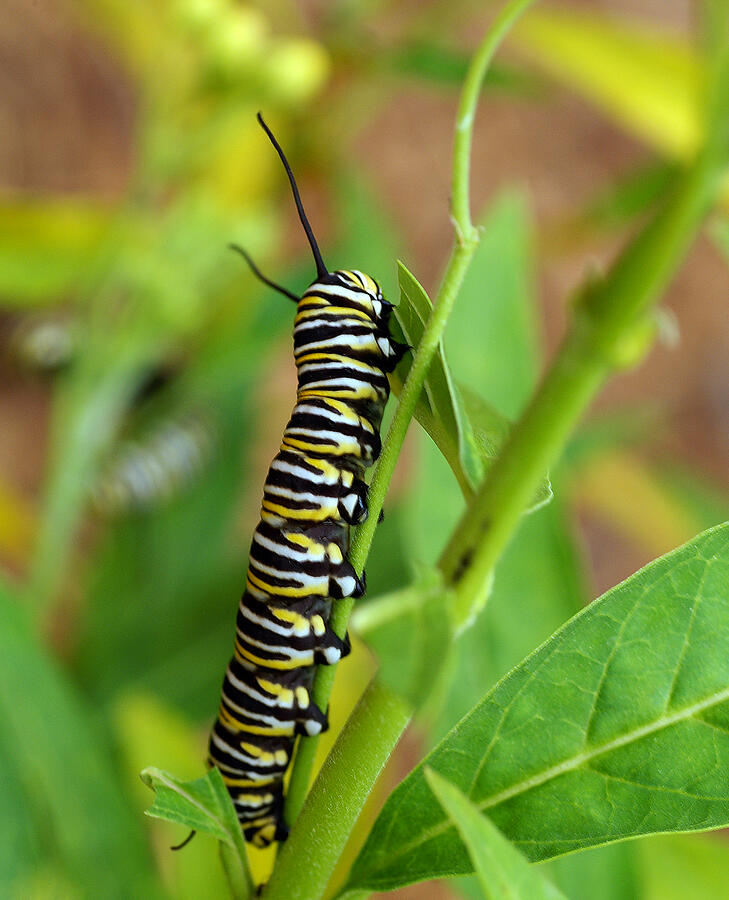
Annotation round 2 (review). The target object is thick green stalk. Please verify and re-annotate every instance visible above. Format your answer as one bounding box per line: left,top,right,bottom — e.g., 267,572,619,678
263,679,410,900
220,841,254,900
283,0,538,829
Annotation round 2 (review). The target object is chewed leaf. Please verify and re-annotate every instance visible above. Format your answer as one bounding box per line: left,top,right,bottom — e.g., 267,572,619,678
346,523,729,893
393,262,550,511
424,769,568,900
141,766,241,847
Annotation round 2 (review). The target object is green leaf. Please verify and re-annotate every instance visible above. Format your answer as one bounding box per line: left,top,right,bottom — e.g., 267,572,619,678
393,261,550,507
141,766,241,846
351,571,455,708
393,260,480,492
385,42,536,93
447,191,540,420
639,833,729,900
424,769,568,900
0,579,158,898
141,767,254,898
346,522,729,893
544,842,637,900
513,9,703,158
460,385,552,512
429,491,586,742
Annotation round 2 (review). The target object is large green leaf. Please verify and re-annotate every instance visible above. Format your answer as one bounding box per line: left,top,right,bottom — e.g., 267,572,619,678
513,9,703,158
425,769,568,900
345,523,729,893
0,730,40,895
0,580,159,898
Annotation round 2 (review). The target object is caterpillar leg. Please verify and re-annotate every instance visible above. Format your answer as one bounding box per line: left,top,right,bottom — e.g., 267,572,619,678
338,476,369,525
314,625,351,665
328,558,365,599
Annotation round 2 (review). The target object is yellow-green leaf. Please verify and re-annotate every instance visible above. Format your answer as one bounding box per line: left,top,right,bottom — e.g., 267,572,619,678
513,8,704,158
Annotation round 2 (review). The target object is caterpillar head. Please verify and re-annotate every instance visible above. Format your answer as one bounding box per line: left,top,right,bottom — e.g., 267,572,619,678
230,116,395,333
316,269,392,325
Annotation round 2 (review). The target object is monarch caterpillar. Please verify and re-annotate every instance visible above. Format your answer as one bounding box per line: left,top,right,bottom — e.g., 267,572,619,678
91,408,217,516
207,114,406,847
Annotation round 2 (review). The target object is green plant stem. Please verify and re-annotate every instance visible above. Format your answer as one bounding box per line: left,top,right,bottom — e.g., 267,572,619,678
220,840,254,900
263,679,410,900
450,0,539,236
440,64,729,621
283,0,538,829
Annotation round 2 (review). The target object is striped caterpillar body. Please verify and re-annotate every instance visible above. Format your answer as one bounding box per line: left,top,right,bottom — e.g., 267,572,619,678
207,116,406,847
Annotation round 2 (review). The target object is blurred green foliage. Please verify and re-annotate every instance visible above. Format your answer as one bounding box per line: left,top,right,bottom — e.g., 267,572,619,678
2,1,729,898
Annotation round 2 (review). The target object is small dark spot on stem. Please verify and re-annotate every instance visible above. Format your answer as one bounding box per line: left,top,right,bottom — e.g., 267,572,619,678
452,547,474,582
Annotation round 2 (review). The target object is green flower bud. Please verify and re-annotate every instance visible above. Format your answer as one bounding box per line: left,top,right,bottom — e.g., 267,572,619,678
206,6,269,76
174,0,227,34
264,38,330,104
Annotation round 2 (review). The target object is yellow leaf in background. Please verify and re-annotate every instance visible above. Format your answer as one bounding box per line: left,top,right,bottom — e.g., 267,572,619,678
573,449,702,558
0,481,36,569
0,196,110,304
639,833,729,900
190,110,280,209
513,8,704,159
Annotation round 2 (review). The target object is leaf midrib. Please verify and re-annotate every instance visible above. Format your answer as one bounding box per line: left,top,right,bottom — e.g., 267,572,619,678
364,684,729,873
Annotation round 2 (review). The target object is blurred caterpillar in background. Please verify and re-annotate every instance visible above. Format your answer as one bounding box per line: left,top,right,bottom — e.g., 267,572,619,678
91,408,217,515
5,312,78,374
3,318,218,516
207,114,406,846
